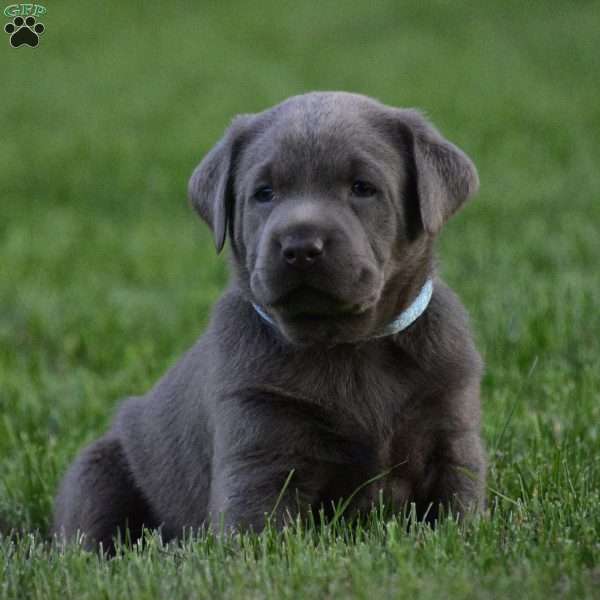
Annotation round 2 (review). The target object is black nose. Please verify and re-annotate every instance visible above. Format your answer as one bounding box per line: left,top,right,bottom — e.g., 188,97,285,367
281,235,324,269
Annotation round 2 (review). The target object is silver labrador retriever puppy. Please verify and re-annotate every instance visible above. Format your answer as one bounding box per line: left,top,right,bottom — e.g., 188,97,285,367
53,92,486,551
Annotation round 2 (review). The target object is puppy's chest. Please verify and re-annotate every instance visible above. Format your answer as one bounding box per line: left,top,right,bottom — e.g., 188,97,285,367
279,352,428,466
283,348,432,501
292,345,420,430
239,344,434,508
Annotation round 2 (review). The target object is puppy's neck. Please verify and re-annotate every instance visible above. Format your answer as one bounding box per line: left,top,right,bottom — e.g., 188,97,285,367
251,277,434,341
369,278,433,338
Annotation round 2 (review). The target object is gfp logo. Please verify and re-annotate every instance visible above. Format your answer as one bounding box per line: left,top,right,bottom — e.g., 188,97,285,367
4,4,46,47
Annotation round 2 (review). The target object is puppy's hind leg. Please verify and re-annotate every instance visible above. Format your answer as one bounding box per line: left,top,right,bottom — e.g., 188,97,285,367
52,435,157,553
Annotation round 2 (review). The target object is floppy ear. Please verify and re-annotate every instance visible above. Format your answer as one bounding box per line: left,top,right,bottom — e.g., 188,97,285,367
188,115,252,253
397,110,479,236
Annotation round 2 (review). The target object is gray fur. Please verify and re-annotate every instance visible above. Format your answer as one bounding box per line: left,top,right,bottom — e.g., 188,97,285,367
53,92,486,551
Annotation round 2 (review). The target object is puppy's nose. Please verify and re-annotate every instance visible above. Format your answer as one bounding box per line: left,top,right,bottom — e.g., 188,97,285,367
281,235,324,269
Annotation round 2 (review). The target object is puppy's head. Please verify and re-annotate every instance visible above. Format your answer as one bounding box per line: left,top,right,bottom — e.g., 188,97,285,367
189,92,478,346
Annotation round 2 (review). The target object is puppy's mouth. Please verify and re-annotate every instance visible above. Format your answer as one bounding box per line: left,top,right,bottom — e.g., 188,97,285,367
268,285,374,321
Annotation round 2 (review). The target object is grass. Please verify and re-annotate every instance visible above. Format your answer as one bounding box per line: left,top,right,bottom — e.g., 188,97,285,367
1,0,599,597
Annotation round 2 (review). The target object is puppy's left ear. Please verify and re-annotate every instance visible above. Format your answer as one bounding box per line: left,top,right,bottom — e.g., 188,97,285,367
395,109,479,236
188,115,253,253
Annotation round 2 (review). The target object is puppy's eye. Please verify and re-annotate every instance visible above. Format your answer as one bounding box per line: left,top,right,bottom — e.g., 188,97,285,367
253,185,275,204
351,180,377,198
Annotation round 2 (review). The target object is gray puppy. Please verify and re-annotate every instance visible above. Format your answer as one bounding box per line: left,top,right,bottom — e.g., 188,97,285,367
53,92,486,551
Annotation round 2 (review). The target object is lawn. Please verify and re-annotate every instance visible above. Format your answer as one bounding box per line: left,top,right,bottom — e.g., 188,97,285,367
1,1,599,598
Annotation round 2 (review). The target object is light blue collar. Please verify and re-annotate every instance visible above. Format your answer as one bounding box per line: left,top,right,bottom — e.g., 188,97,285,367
252,279,433,339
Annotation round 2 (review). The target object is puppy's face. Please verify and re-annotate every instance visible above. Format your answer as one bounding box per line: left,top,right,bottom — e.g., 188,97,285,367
189,93,478,345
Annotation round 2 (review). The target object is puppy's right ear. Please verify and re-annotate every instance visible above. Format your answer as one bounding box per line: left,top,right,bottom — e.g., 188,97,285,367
188,115,252,253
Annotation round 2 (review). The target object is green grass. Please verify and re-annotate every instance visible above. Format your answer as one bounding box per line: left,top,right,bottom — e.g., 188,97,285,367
1,1,599,598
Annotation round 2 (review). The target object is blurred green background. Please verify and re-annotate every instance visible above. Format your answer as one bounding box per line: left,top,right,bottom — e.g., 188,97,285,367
1,1,599,598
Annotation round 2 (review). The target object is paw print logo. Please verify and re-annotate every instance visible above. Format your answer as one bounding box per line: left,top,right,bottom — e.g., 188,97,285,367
4,15,45,48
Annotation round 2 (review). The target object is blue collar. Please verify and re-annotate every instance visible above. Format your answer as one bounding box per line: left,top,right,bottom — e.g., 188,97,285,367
252,279,434,339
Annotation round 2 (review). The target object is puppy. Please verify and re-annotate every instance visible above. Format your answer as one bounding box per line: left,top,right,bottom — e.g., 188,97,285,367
53,92,486,551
